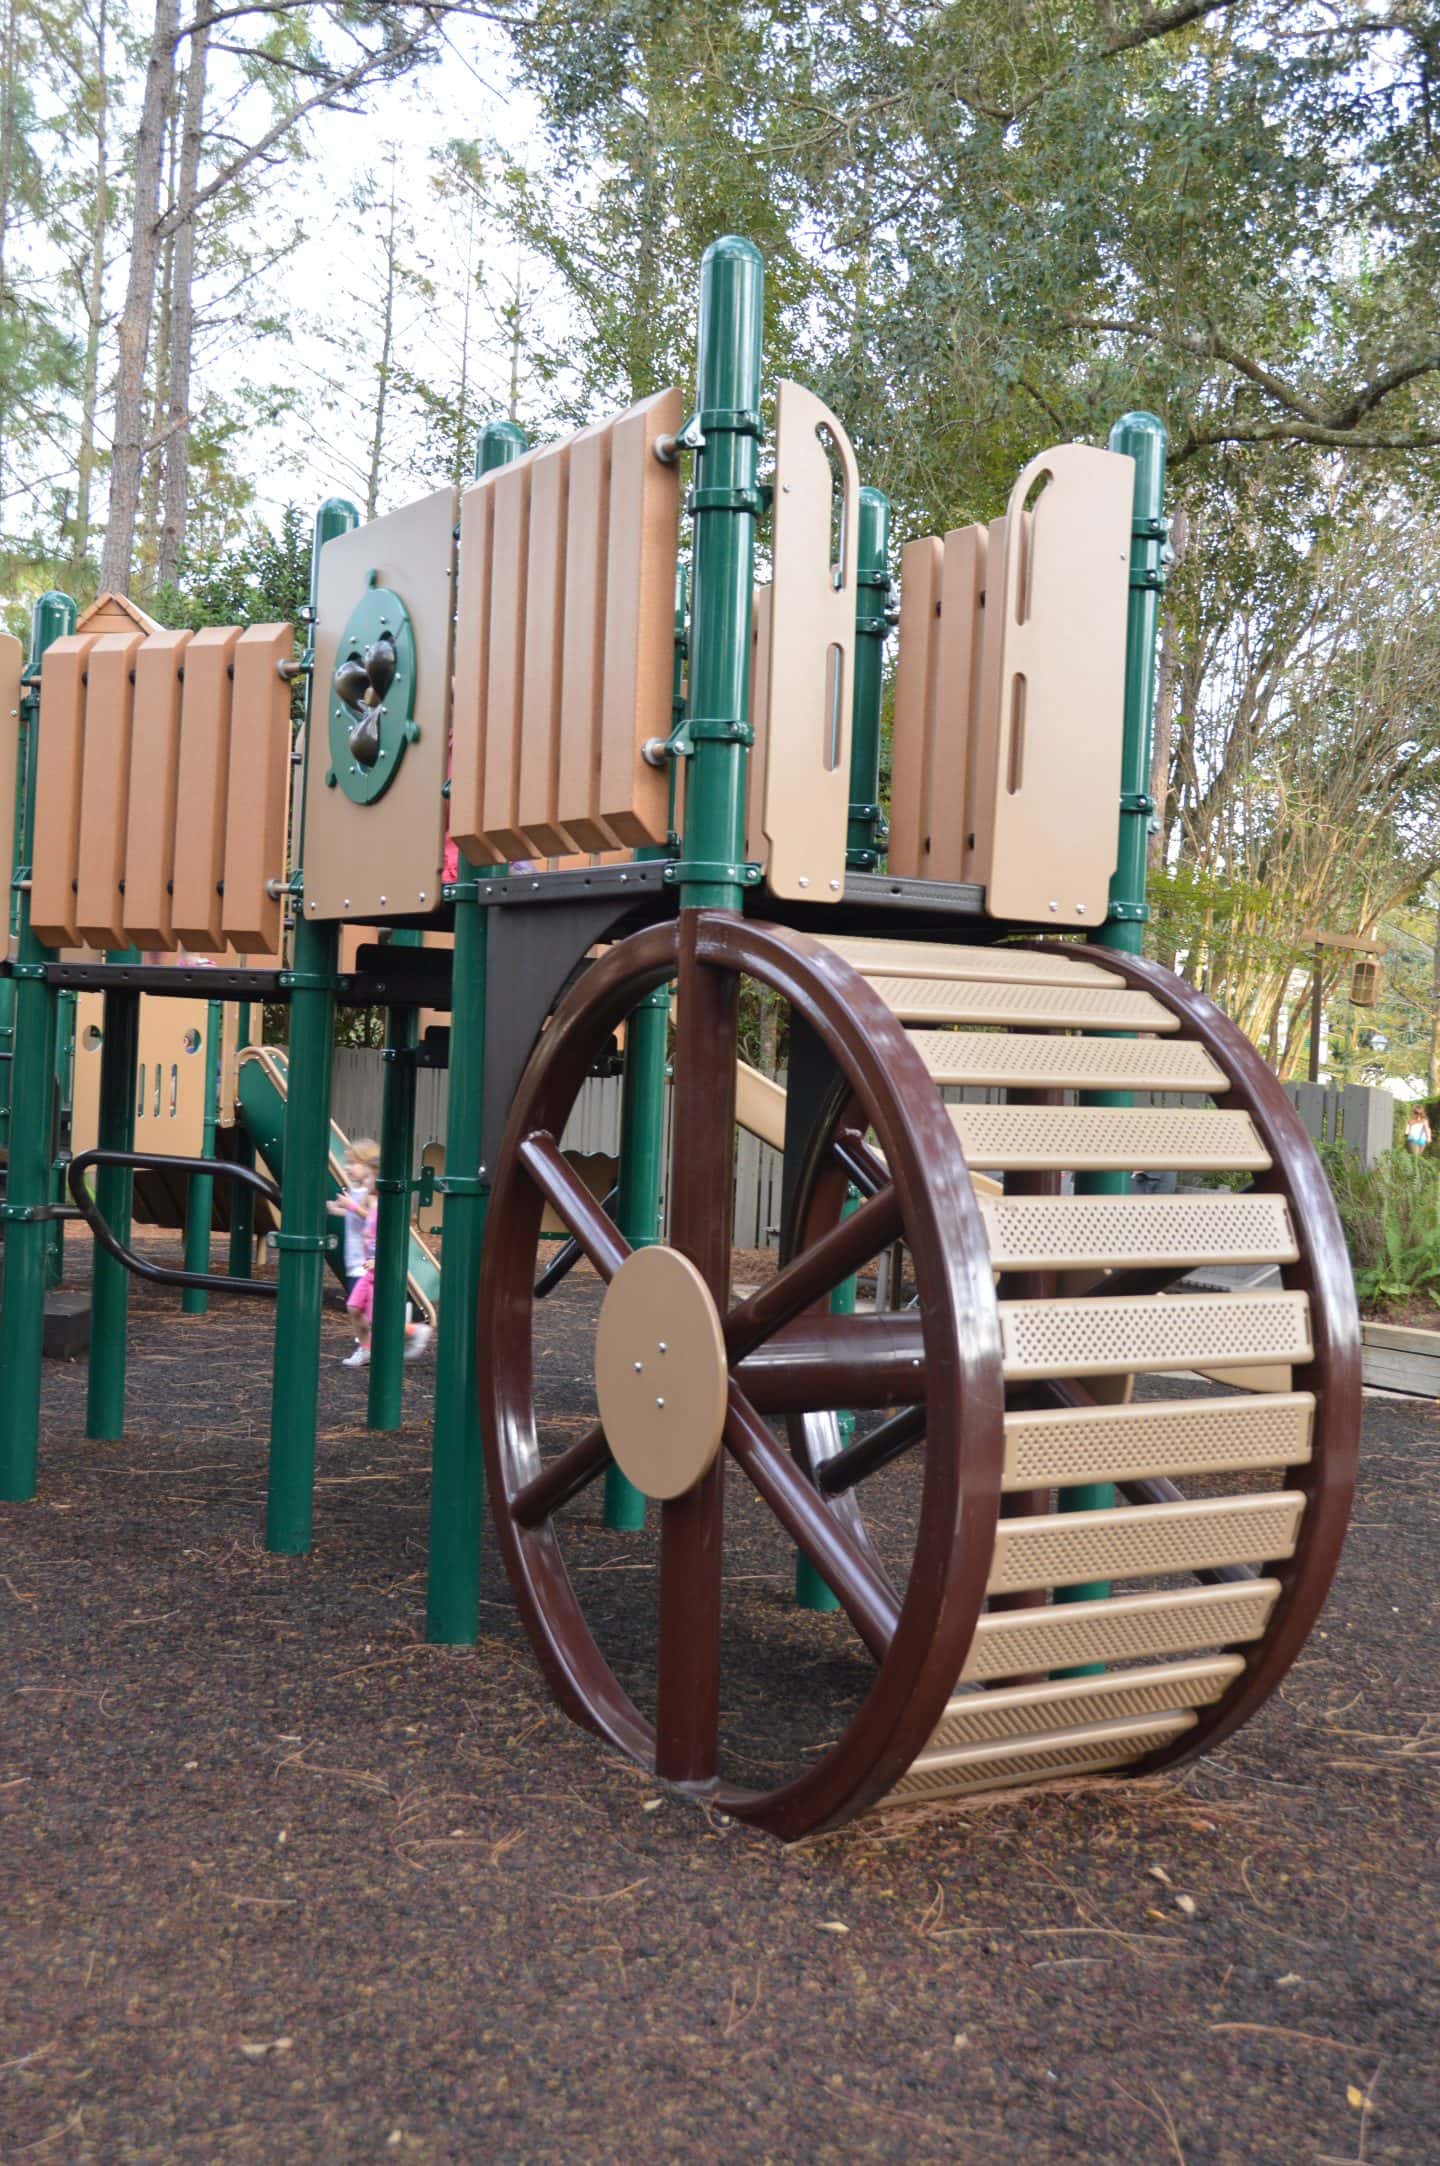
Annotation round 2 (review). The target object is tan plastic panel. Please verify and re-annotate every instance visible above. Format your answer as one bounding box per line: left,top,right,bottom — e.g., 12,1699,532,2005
554,418,619,852
171,626,240,949
450,466,503,865
886,1711,1195,1804
932,525,992,881
999,1290,1312,1380
516,441,575,855
755,382,858,900
0,633,20,894
988,1491,1305,1594
886,536,942,881
822,935,1122,987
949,1104,1269,1171
485,456,536,859
72,993,212,1160
222,624,293,954
30,634,99,947
870,977,1175,1031
743,584,772,865
122,630,191,947
735,1059,787,1151
981,1191,1298,1273
304,486,457,919
74,631,144,947
974,445,1133,925
922,1656,1241,1756
596,388,681,847
912,1029,1224,1093
1003,1391,1313,1491
962,1577,1281,1683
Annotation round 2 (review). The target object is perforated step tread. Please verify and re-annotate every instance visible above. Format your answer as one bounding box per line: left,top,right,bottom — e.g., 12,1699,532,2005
912,1030,1224,1093
921,1655,1243,1756
1003,1391,1314,1490
988,1491,1305,1593
980,1191,1297,1272
823,936,1121,987
950,1104,1270,1171
885,1711,1196,1803
868,976,1176,1033
999,1289,1311,1380
962,1578,1281,1682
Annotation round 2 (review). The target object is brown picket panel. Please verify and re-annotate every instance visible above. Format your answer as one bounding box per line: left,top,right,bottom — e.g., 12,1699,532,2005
516,441,577,855
171,625,240,951
449,472,504,865
122,630,192,947
74,631,144,947
30,634,99,948
222,623,294,954
886,538,941,880
555,418,619,852
480,454,534,859
0,633,20,899
595,387,680,846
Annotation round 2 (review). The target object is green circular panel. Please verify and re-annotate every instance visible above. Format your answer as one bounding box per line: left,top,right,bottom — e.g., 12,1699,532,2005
327,572,418,805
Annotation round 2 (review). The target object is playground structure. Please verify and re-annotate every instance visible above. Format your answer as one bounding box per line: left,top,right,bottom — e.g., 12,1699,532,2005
0,238,1359,1839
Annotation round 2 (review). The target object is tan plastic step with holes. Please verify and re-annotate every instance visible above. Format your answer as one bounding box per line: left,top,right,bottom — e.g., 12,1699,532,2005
867,976,1176,1032
988,1491,1305,1593
823,936,1121,987
949,1105,1269,1172
922,1655,1242,1756
885,1711,1197,1802
1003,1391,1313,1491
980,1192,1297,1273
912,1030,1224,1093
999,1290,1311,1380
961,1578,1281,1682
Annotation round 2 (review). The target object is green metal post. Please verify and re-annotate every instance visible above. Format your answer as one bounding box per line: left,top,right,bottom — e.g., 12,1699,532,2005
0,592,76,1497
1056,412,1168,1630
84,984,140,1439
847,487,891,872
264,496,357,1554
603,982,670,1529
46,986,77,1287
425,417,528,1644
181,997,223,1316
0,594,73,1168
227,1005,255,1280
368,932,420,1432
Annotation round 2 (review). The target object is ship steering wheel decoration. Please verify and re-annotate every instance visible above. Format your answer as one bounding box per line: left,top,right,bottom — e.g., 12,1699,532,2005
325,568,418,805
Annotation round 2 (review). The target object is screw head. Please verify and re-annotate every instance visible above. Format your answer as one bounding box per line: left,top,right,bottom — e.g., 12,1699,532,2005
656,1397,665,1409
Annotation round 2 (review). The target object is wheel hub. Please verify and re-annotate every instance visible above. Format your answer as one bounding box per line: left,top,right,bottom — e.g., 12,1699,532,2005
594,1246,728,1500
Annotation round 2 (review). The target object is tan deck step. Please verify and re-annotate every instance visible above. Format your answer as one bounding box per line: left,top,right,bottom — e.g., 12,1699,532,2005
922,1655,1242,1756
980,1192,1297,1273
999,1290,1311,1380
962,1578,1281,1682
988,1491,1305,1594
885,1711,1196,1803
868,976,1176,1032
950,1104,1269,1172
1003,1391,1313,1491
823,935,1121,987
912,1030,1224,1093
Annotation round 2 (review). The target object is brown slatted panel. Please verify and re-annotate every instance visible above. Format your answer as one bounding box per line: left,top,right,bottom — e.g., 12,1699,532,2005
171,625,240,951
222,623,293,954
555,418,619,852
516,441,576,855
595,387,680,846
449,472,503,865
925,523,988,881
886,536,941,880
122,630,191,947
74,630,144,947
480,455,533,860
30,634,99,947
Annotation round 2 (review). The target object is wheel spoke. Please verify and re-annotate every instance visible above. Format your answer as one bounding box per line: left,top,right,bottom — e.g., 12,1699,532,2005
818,1403,926,1495
512,1421,611,1528
833,1126,888,1199
724,1386,899,1659
724,1181,904,1361
736,1314,925,1411
518,1132,631,1280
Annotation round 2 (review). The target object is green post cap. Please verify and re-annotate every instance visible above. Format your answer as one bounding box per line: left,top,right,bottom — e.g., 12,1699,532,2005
475,421,529,478
26,591,77,672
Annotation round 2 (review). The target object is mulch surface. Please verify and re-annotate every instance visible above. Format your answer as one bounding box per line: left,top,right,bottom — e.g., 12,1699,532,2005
3,1233,1437,2163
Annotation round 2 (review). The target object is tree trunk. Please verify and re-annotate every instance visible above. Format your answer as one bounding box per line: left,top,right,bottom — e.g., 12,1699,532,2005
1428,902,1440,1098
155,2,211,589
0,0,19,499
74,0,110,566
364,160,400,521
100,0,179,594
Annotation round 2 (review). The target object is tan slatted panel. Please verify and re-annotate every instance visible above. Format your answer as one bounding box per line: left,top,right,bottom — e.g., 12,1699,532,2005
913,1029,1224,1092
873,977,1174,1031
1004,1391,1313,1491
31,634,99,947
450,467,504,865
988,1491,1305,1594
221,624,293,955
928,523,990,881
886,536,942,880
950,1104,1268,1171
122,630,191,947
75,630,144,947
555,418,619,853
981,1191,1298,1273
0,633,20,897
961,511,1009,894
962,1578,1281,1683
481,453,534,859
922,1656,1241,1756
516,441,576,855
999,1290,1311,1379
823,935,1122,986
595,387,681,846
735,1058,787,1151
171,625,240,950
886,1711,1195,1803
743,585,772,864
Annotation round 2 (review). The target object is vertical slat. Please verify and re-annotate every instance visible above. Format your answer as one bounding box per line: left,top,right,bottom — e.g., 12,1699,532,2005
171,624,240,951
596,387,681,846
886,537,942,879
449,473,503,865
925,524,988,882
222,622,294,955
555,419,619,850
516,442,576,855
74,631,143,948
30,634,99,948
962,514,1010,892
0,633,20,896
480,456,533,859
122,629,191,948
744,585,772,864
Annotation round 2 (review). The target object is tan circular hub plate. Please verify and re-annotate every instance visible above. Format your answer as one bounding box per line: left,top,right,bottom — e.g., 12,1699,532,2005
594,1246,729,1501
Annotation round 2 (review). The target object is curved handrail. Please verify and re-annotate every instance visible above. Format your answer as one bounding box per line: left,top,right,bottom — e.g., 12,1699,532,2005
67,1149,286,1300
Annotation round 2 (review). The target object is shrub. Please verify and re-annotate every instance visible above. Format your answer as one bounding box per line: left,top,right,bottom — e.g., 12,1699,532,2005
1322,1144,1440,1314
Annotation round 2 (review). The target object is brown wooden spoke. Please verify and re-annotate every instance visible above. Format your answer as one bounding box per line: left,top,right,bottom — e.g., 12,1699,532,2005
818,1404,926,1496
723,1180,903,1363
518,1132,631,1280
511,1420,611,1529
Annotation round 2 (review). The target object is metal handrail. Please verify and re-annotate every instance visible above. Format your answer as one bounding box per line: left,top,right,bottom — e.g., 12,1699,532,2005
67,1149,284,1300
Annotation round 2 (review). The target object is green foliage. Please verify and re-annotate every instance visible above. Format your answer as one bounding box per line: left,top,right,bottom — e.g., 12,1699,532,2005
151,507,311,632
1322,1144,1440,1315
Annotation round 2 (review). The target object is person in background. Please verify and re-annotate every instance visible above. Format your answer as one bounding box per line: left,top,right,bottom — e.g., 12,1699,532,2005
327,1141,433,1368
1404,1105,1432,1155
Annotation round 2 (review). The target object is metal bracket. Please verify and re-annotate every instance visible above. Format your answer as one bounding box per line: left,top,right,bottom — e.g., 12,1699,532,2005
1119,791,1156,815
684,716,753,745
856,569,891,592
435,1173,489,1198
1132,516,1169,540
0,1200,82,1224
1106,900,1150,924
697,406,761,437
689,487,765,516
443,879,481,903
1130,568,1167,591
662,860,763,888
855,618,890,640
271,1229,339,1254
277,970,342,992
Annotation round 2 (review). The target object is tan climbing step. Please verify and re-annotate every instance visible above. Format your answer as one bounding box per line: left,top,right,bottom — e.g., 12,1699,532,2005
962,1577,1281,1682
998,1290,1311,1380
868,976,1176,1033
921,1655,1242,1757
1003,1391,1313,1491
823,935,1121,987
980,1191,1297,1273
886,1711,1196,1803
988,1491,1305,1594
949,1104,1269,1171
914,1029,1224,1093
